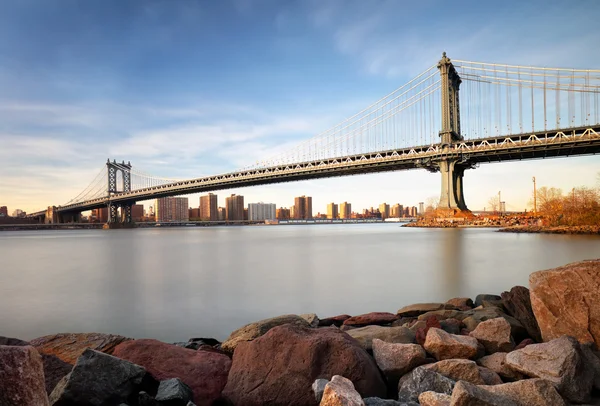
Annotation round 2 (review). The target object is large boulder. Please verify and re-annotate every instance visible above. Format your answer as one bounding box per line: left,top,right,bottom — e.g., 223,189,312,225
505,335,594,403
477,353,524,381
529,259,600,346
423,328,479,360
221,314,310,353
222,324,386,406
346,326,415,351
500,286,542,342
0,345,49,406
0,336,72,394
30,332,130,364
469,318,514,354
421,359,500,385
397,303,458,318
320,375,364,406
371,339,428,386
481,379,566,406
49,348,150,405
343,312,398,327
397,366,455,403
450,381,517,406
112,339,231,406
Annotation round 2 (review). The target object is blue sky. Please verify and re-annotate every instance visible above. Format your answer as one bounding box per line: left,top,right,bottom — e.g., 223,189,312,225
1,0,599,214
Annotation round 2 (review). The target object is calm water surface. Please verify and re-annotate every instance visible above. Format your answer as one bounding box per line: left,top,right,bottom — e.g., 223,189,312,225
1,224,599,342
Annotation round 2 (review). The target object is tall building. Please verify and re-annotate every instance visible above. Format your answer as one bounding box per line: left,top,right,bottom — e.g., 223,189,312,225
155,197,189,222
132,204,144,221
411,206,418,216
225,194,244,221
218,207,226,221
200,193,218,221
419,202,425,215
248,203,276,221
339,202,351,219
0,206,7,217
92,207,108,222
327,203,338,219
391,204,401,218
189,208,200,219
293,196,312,219
379,203,390,220
276,207,290,220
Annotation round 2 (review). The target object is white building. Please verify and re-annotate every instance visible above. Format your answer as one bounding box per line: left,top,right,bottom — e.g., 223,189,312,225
247,202,276,221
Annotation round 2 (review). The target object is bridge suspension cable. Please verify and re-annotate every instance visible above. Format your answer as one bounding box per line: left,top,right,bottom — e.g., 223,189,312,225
62,165,108,206
453,60,600,139
245,65,442,169
129,168,182,191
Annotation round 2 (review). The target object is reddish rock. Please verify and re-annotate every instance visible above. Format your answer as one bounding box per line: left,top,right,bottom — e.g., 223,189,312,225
477,366,504,385
439,318,464,335
529,259,600,346
423,328,479,360
113,339,231,406
319,314,352,327
469,317,514,354
514,338,534,350
478,352,524,381
30,332,130,364
346,325,415,351
320,375,364,406
397,303,458,317
0,345,49,406
446,297,474,311
481,379,566,406
416,316,442,346
421,359,499,385
450,380,517,406
501,286,542,342
222,324,386,406
343,312,398,327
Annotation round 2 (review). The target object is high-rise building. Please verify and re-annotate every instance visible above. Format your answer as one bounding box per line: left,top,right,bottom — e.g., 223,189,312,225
339,202,351,219
132,204,144,221
218,207,226,221
390,204,401,218
248,203,276,221
189,208,201,219
155,197,189,222
276,207,290,220
0,206,7,217
225,194,244,221
200,193,218,221
419,202,425,215
327,203,338,219
92,208,108,222
293,196,312,219
379,203,390,220
411,206,418,216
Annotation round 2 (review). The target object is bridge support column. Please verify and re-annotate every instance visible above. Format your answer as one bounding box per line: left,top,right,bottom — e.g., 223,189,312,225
439,159,468,211
120,203,133,224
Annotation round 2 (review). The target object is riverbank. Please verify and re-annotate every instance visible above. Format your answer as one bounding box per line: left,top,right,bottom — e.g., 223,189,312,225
499,224,600,235
1,259,599,405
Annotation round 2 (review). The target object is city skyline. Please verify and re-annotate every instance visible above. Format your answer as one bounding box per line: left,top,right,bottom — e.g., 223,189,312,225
1,1,599,213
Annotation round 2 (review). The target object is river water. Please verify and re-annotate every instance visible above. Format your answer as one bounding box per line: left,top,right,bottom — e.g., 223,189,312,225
1,224,599,342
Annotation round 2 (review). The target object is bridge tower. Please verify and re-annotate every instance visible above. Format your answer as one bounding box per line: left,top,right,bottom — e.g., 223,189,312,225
437,53,470,212
106,159,134,224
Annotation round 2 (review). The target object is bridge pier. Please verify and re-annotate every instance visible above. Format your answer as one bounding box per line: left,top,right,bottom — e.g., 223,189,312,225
438,159,468,211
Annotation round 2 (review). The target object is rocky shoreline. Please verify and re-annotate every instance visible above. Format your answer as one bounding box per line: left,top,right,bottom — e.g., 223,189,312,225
1,259,599,406
498,225,600,235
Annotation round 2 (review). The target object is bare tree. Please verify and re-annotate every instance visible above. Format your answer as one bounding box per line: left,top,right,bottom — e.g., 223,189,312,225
425,196,438,213
488,195,500,212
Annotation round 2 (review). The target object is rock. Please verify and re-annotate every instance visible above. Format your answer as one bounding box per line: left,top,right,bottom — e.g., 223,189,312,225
423,328,479,360
418,310,463,322
481,379,566,406
346,326,415,352
416,317,442,346
439,319,463,335
580,344,600,390
0,345,49,406
113,339,231,406
313,379,329,403
320,375,365,406
500,286,542,342
397,303,459,318
505,335,594,403
450,380,517,405
529,259,600,346
319,315,352,327
422,359,496,385
446,298,474,310
301,313,320,328
514,338,534,350
180,337,221,350
372,339,428,386
155,378,194,405
477,366,503,385
461,308,527,340
397,366,455,403
221,314,310,353
30,332,130,364
49,348,150,405
408,320,426,333
139,391,159,406
343,312,398,327
392,317,417,327
340,325,357,332
477,353,524,381
418,391,451,406
364,398,418,405
222,324,386,406
469,318,514,354
0,336,73,394
474,294,502,307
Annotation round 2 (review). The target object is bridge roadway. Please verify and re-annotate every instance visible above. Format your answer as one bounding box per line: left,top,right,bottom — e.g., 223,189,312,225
49,125,600,214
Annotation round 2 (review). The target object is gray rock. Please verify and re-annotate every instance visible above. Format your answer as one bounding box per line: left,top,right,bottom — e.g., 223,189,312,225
155,378,194,405
397,366,455,403
500,286,542,342
505,335,594,403
474,294,502,307
300,313,320,328
186,402,197,406
364,398,418,405
138,391,159,406
450,380,518,405
49,348,152,405
312,378,328,403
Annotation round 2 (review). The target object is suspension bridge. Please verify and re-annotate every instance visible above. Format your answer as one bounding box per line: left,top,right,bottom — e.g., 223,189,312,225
28,53,600,226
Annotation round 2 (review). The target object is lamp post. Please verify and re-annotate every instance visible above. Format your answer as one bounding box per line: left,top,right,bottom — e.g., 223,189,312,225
532,177,537,216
